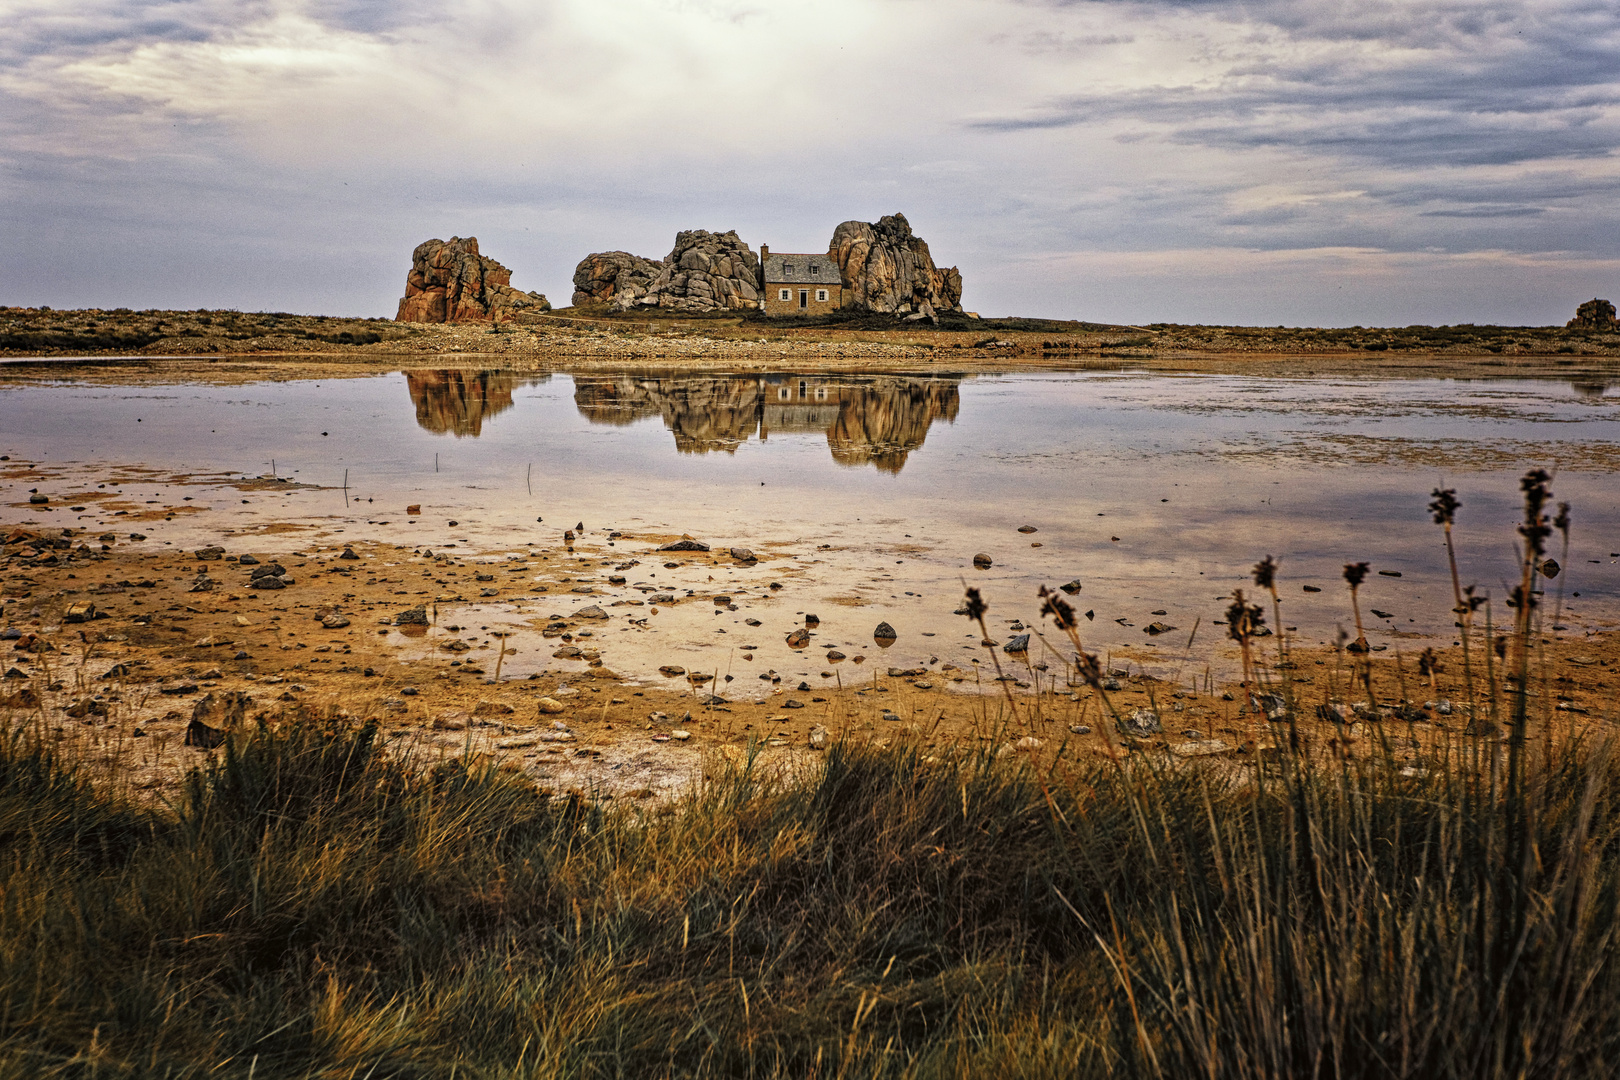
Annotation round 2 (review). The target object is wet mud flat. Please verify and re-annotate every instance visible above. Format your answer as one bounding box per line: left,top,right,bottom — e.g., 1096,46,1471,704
5,526,1620,802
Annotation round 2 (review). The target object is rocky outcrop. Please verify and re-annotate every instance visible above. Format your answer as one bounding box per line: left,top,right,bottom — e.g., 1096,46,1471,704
571,252,663,308
570,230,761,313
396,237,549,323
828,213,963,320
1568,298,1618,329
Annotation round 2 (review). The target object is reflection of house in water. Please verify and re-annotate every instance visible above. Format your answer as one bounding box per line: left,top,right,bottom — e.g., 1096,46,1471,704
406,370,549,437
1570,378,1616,399
572,373,961,472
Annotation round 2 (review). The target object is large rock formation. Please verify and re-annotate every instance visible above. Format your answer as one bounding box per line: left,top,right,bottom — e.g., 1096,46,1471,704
828,213,963,320
571,230,761,313
396,237,549,323
1568,298,1618,329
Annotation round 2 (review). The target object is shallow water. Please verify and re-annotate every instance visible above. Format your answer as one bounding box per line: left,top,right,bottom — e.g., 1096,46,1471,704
3,367,1618,689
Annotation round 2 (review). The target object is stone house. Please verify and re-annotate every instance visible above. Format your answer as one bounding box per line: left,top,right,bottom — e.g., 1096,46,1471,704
759,247,842,315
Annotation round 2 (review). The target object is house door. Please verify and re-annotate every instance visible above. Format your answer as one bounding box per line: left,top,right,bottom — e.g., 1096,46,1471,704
799,290,808,309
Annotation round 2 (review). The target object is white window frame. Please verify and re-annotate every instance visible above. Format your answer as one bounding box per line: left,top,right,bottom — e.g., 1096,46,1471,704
779,289,790,301
815,289,828,302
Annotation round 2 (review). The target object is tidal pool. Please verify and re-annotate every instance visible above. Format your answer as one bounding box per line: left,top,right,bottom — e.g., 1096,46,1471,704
3,366,1617,688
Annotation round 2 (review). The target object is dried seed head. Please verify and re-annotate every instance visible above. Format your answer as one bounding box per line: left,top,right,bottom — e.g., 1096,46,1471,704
1225,589,1265,643
1418,647,1440,677
1075,651,1103,687
1555,501,1571,538
1519,468,1553,559
1428,487,1460,527
1040,590,1076,630
962,586,988,622
1343,562,1369,589
1252,555,1278,592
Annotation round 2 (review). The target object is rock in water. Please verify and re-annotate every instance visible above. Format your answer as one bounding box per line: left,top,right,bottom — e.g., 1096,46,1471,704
827,213,963,318
396,236,549,323
659,537,710,552
394,605,429,626
786,629,810,649
972,553,993,569
573,230,762,313
873,621,897,643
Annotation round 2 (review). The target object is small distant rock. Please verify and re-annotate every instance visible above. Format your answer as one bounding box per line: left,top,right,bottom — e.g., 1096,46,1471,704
339,548,360,560
972,553,992,569
195,546,225,561
1014,736,1043,752
782,699,805,709
786,629,810,649
238,554,260,565
394,605,429,626
1059,579,1082,594
536,697,566,714
1143,622,1175,636
658,665,686,677
1004,633,1030,653
321,614,351,629
1068,724,1092,735
1017,525,1037,534
660,537,710,552
873,621,897,641
575,605,608,619
730,547,756,562
809,725,829,749
825,650,846,661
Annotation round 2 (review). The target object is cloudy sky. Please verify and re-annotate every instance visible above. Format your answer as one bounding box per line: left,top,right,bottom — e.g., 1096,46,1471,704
2,0,1617,324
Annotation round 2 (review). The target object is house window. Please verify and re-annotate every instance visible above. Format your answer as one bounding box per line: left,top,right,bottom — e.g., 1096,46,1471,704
810,264,819,275
779,289,790,301
783,264,794,275
815,289,828,302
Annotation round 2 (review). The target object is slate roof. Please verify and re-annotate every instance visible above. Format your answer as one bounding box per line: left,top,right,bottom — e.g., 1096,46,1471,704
763,253,841,285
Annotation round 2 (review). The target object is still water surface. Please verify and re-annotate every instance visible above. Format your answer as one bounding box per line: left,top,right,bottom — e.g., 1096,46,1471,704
3,367,1617,683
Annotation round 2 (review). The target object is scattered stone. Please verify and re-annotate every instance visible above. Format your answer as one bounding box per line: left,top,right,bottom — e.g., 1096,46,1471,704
536,697,566,715
1004,633,1030,653
972,553,992,569
786,629,811,649
1540,558,1561,579
730,547,756,562
670,729,691,741
1119,708,1162,737
658,665,686,677
744,618,762,626
782,699,805,709
1143,622,1176,636
809,725,829,749
1068,724,1092,735
659,537,710,552
321,614,351,629
873,621,897,642
1014,736,1043,752
63,601,96,624
825,650,846,661
395,605,429,626
195,546,225,561
887,667,926,677
881,711,902,722
474,700,515,717
28,494,47,505
1017,525,1037,533
575,605,608,619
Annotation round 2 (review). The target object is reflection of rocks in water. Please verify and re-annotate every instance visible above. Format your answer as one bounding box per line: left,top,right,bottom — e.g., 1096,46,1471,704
407,370,547,437
1570,379,1615,400
572,373,960,470
826,378,960,473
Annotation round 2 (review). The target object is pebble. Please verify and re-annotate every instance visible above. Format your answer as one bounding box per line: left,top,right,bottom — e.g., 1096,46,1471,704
394,605,429,626
809,725,829,749
1068,724,1091,735
1005,633,1030,653
238,554,259,565
1119,708,1161,737
873,621,897,641
1014,736,1043,751
786,629,810,648
321,614,351,629
575,605,608,619
972,553,993,569
1017,525,1037,533
670,729,691,741
825,650,846,661
783,699,804,709
730,547,756,561
536,697,566,714
340,548,360,560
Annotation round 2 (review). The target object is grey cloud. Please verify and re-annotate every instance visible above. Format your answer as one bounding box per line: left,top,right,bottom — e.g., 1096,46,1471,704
984,0,1620,169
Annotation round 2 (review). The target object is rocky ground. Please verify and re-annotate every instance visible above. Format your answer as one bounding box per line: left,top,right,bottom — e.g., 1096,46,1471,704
5,518,1616,804
5,305,1620,366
